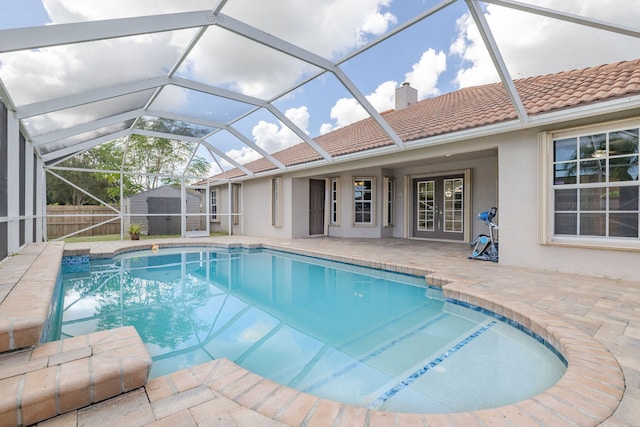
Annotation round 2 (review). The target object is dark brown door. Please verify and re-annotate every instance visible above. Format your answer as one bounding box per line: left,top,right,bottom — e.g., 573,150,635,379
413,175,464,240
309,179,325,235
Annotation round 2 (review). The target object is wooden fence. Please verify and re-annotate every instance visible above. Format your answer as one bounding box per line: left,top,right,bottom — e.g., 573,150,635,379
46,205,121,238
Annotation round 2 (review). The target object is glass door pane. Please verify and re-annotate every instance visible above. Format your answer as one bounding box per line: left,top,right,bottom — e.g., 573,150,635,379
417,180,435,232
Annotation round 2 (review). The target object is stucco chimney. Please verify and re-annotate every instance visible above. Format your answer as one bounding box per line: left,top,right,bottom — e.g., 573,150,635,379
395,82,418,110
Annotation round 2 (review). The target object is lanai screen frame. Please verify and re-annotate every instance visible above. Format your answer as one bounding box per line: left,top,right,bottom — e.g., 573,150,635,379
0,0,638,252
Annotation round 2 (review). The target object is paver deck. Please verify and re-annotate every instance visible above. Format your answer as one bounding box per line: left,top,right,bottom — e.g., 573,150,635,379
1,236,638,426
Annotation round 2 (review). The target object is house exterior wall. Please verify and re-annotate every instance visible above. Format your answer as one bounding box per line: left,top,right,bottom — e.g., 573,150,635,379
291,178,309,238
324,166,384,239
222,145,499,241
210,114,639,281
210,183,244,235
497,126,640,282
391,151,498,240
242,177,292,238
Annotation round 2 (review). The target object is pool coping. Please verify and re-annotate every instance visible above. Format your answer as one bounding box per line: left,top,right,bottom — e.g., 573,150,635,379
1,239,626,426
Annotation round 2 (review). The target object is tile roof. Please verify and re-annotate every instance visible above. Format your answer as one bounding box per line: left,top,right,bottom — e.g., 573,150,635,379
213,59,640,180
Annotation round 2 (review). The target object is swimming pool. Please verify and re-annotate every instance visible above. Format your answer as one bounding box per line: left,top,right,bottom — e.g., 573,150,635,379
49,247,566,413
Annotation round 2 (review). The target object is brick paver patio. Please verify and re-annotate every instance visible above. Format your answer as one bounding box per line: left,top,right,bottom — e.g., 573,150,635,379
1,236,638,426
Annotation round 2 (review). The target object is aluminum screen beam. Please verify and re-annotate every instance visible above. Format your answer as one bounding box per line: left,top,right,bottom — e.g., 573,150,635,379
32,109,145,147
216,13,405,149
134,129,254,177
0,10,215,53
466,0,529,126
483,0,640,39
17,77,168,119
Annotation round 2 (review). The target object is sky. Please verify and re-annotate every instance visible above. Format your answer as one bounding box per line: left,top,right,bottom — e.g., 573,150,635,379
1,0,640,174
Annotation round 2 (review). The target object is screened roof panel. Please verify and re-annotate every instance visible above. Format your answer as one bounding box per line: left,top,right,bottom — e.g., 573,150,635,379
272,71,367,138
0,1,638,173
0,29,197,107
149,85,256,124
510,0,640,25
337,11,464,113
483,4,640,84
23,90,156,137
28,1,217,25
204,128,251,157
175,25,323,100
133,116,217,139
222,1,388,60
39,121,132,156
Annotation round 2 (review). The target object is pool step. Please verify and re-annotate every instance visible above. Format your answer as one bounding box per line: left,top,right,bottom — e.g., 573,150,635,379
0,326,152,427
0,242,64,353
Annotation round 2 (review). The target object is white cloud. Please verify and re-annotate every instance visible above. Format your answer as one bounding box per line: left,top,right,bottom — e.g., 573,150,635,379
319,48,446,133
404,48,447,99
450,0,640,88
223,106,310,165
320,80,397,133
252,106,309,152
185,0,398,99
223,0,396,59
223,146,261,167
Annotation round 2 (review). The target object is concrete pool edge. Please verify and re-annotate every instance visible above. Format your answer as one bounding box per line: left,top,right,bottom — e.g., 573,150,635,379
0,239,626,426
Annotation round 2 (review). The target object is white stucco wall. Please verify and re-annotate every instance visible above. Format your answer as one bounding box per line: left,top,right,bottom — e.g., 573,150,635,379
497,129,640,282
208,115,639,281
325,167,384,239
392,151,498,240
291,178,309,238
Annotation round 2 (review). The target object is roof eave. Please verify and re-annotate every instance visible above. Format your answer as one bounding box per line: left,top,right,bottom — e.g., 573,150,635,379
221,94,640,182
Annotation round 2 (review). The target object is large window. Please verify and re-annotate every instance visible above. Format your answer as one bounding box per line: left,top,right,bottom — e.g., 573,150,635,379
329,177,340,226
353,177,374,225
549,121,639,242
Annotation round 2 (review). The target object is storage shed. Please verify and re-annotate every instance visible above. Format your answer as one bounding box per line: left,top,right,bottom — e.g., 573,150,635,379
122,186,204,236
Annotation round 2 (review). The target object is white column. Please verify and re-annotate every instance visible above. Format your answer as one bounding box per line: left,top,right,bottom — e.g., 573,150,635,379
6,111,20,253
180,178,186,237
228,180,232,235
24,138,34,244
35,156,44,242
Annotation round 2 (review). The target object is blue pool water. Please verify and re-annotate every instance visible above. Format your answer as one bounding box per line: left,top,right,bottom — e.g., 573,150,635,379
50,247,566,413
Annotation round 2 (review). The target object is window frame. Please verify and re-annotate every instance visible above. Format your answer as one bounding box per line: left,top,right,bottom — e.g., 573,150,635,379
353,177,375,226
539,118,640,250
329,177,340,226
383,176,395,227
232,183,241,226
271,177,282,227
210,188,218,222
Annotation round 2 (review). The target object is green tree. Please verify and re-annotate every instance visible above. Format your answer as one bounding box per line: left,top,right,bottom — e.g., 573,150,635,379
125,117,211,191
47,141,127,205
47,120,212,205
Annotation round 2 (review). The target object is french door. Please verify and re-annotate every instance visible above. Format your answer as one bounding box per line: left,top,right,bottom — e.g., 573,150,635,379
413,175,465,240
